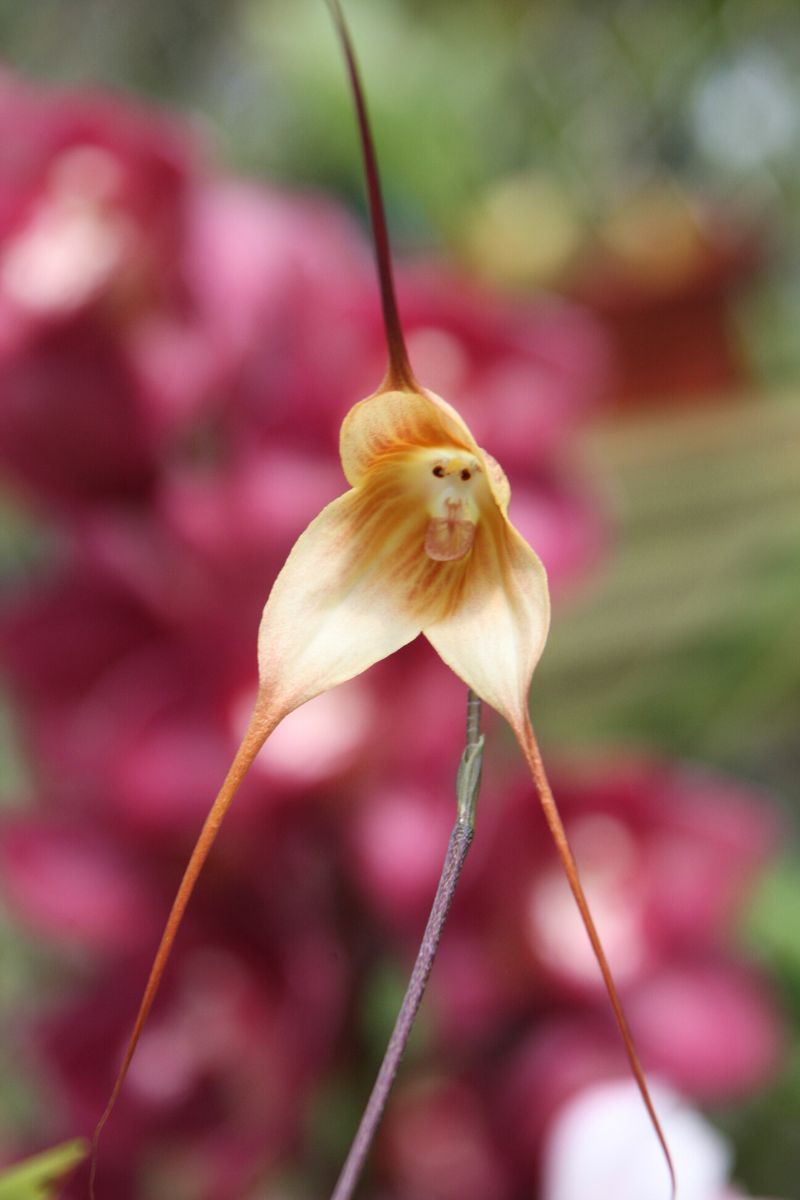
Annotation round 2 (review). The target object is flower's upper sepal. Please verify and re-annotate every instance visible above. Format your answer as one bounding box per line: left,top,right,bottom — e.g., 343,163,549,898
340,387,474,486
341,386,514,516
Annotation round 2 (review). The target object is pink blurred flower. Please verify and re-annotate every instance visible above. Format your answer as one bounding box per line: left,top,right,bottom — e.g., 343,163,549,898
28,795,353,1195
378,1076,514,1200
44,936,346,1200
0,315,161,512
0,818,158,954
0,74,197,514
497,955,782,1174
173,181,377,442
0,72,191,333
624,960,783,1101
348,781,458,931
471,756,779,1000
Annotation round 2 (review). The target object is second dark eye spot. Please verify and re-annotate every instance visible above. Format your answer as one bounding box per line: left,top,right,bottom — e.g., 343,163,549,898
460,469,471,481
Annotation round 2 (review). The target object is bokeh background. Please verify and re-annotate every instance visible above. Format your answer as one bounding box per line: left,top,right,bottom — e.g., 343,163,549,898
0,1,799,1197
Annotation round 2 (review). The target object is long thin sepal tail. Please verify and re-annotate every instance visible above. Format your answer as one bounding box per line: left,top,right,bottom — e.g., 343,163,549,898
324,0,418,394
88,697,278,1199
515,716,677,1200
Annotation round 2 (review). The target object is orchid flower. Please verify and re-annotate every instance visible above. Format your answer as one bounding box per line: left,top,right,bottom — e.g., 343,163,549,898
92,3,674,1196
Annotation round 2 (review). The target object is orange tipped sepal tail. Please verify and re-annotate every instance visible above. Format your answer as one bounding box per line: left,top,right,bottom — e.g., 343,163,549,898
88,695,279,1198
514,714,677,1200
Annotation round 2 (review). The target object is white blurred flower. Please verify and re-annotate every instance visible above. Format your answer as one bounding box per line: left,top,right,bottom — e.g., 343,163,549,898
542,1079,730,1200
692,52,798,171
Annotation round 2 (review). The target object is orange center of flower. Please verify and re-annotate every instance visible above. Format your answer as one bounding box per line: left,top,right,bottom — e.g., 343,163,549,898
423,452,482,562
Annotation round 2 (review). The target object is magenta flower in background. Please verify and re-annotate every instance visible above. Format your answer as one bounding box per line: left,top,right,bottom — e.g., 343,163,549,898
378,1074,515,1200
0,72,194,516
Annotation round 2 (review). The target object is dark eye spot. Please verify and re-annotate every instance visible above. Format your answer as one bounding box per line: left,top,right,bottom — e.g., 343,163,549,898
432,465,445,478
460,468,471,481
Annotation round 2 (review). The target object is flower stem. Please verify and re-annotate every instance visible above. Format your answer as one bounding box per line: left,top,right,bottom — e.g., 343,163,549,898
324,0,418,393
329,690,484,1200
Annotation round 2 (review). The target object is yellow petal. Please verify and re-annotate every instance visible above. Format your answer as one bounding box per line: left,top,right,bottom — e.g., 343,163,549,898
340,387,477,487
423,509,550,728
257,462,466,721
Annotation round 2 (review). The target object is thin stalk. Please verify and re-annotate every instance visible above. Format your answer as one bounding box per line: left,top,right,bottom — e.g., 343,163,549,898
324,0,418,393
329,690,484,1200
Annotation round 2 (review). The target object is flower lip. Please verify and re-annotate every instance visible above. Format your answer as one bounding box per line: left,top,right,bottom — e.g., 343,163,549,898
424,514,476,562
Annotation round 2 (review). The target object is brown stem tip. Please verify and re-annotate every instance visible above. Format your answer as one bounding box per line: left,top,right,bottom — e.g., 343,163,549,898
324,0,418,394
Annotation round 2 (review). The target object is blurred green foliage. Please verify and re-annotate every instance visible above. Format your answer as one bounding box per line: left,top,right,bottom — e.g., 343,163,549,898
0,1140,86,1200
